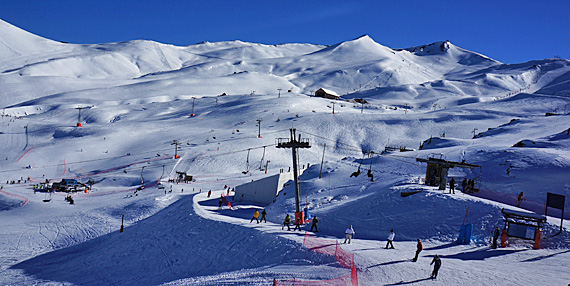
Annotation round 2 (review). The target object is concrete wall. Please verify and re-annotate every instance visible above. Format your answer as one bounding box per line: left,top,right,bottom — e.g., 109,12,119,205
235,172,293,206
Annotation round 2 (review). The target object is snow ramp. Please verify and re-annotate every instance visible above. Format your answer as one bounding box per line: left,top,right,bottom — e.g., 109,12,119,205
11,194,323,286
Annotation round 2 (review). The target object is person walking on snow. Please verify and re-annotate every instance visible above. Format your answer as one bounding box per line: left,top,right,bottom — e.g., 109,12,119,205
260,209,267,223
310,216,319,232
343,225,355,244
412,238,422,262
449,178,455,194
430,254,441,279
385,229,395,249
250,210,260,223
293,216,302,231
516,192,524,207
492,227,500,249
282,214,291,231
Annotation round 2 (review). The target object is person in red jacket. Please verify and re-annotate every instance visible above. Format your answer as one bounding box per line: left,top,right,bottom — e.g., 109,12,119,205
412,238,423,262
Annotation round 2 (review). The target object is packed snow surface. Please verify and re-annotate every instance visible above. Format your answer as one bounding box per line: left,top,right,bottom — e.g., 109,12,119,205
1,19,569,285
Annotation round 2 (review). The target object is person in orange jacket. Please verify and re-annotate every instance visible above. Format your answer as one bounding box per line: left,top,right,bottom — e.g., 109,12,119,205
250,210,260,223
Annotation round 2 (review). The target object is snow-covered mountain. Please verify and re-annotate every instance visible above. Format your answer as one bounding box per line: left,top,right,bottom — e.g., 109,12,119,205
1,19,570,285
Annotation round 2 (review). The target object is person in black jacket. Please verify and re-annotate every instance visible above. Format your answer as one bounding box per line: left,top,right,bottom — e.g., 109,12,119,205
412,239,422,262
430,254,441,279
310,216,319,232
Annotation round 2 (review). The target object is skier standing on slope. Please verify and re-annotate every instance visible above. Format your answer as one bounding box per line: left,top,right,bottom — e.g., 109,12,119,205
207,190,211,198
492,227,500,249
449,178,455,194
343,225,355,244
310,216,319,232
260,209,267,223
250,210,260,223
516,192,524,207
293,216,302,231
430,254,441,279
385,229,395,249
282,214,291,231
462,178,468,193
412,238,422,262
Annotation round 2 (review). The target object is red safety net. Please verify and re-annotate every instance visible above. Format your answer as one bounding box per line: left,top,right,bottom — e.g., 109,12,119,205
276,233,357,286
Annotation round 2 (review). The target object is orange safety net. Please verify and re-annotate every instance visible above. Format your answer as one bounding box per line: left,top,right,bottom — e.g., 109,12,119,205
276,233,357,286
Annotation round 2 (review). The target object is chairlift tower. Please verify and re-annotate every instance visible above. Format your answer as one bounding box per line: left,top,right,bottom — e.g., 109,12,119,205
171,140,181,159
276,129,311,222
256,119,262,138
190,97,196,117
75,106,84,127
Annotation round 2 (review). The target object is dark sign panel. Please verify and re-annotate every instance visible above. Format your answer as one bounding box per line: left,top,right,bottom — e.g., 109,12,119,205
546,193,565,210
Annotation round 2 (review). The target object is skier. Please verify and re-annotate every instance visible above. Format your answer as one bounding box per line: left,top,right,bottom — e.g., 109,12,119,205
492,227,500,249
343,225,355,244
218,199,223,208
449,178,455,194
516,192,524,207
310,216,319,232
367,169,374,182
207,190,211,198
282,214,291,231
293,216,302,231
412,238,422,262
260,209,267,223
250,210,260,223
430,254,442,279
462,178,468,192
385,229,395,249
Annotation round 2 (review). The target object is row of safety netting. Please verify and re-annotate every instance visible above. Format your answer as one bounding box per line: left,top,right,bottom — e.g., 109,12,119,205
275,232,357,286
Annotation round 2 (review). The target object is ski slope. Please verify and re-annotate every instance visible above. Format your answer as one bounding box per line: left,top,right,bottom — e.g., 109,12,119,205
1,19,570,285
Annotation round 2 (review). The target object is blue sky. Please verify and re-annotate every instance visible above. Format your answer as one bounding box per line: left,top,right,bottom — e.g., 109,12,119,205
1,0,568,63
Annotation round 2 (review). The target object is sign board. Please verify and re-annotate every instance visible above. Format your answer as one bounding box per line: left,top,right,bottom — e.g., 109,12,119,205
546,192,565,210
507,222,535,240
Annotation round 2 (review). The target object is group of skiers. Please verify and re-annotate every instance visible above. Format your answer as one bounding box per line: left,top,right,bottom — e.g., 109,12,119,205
250,209,267,223
460,178,476,193
279,213,319,232
446,177,477,194
247,209,444,279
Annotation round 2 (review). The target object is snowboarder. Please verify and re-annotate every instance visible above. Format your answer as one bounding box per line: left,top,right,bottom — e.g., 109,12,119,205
462,178,468,192
385,229,395,249
250,210,260,223
293,216,302,231
282,214,291,231
310,216,319,232
492,227,500,249
260,209,267,223
516,192,524,207
430,254,441,279
412,238,422,262
449,178,455,194
343,225,355,244
207,190,211,198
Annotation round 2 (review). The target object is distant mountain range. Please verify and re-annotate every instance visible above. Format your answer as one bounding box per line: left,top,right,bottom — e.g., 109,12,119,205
1,19,569,109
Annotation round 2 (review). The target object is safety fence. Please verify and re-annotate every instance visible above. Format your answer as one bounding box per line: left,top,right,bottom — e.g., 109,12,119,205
275,233,357,286
0,189,29,206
